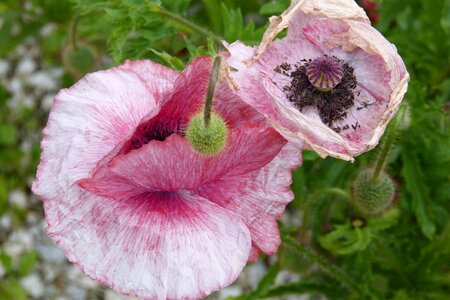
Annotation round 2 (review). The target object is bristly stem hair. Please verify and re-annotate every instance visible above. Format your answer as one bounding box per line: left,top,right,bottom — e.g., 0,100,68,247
372,104,407,181
282,234,363,297
204,56,221,126
148,4,222,43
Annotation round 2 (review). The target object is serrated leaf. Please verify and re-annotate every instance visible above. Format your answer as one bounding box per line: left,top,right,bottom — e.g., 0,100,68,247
221,3,244,42
367,208,400,231
401,148,436,239
150,49,185,71
319,223,372,255
259,0,290,15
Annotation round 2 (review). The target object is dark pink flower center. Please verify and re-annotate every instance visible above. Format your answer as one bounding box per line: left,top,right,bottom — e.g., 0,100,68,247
275,55,357,132
120,117,183,154
306,56,344,91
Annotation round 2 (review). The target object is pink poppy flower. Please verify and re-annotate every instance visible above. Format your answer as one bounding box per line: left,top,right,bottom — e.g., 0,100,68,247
225,0,409,161
32,56,301,299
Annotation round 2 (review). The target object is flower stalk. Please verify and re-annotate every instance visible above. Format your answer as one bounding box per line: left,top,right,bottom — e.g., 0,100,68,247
204,56,221,126
148,4,222,43
282,234,362,296
372,105,407,181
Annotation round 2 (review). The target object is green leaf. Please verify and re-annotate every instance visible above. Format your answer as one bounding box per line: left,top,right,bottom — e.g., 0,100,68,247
259,0,290,15
279,245,311,274
228,264,279,300
18,251,38,277
0,280,27,300
0,177,8,215
0,124,18,146
319,222,372,255
247,264,279,299
150,49,185,71
264,282,332,298
401,148,436,239
0,252,13,272
367,208,400,231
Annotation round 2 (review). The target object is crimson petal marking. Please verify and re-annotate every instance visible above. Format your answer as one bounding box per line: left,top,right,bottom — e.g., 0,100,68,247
79,124,287,197
43,187,251,300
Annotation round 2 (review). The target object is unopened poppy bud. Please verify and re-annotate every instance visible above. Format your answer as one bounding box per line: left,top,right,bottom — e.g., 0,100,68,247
63,44,97,77
186,112,228,156
352,168,395,216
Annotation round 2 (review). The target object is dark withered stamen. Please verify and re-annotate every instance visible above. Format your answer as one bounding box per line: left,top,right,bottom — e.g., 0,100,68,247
276,55,357,130
121,117,183,154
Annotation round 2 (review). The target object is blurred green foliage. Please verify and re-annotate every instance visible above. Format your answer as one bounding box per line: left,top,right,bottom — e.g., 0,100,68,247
0,0,449,299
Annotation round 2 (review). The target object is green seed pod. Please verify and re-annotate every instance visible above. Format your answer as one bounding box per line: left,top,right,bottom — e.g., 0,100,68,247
186,112,228,156
352,168,395,216
62,44,97,78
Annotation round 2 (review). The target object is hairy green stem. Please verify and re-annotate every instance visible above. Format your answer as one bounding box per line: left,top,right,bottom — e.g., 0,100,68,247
372,128,396,181
282,234,362,296
203,56,221,126
372,105,405,181
69,15,80,50
148,4,222,43
298,188,349,241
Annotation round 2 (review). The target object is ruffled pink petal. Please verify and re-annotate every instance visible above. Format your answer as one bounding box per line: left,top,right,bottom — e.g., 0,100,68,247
33,67,158,199
79,124,287,197
43,187,251,300
118,56,214,154
119,60,179,104
196,143,302,255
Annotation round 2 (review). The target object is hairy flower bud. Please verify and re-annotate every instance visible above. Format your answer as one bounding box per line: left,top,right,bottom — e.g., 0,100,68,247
63,44,97,78
186,112,228,155
352,168,395,216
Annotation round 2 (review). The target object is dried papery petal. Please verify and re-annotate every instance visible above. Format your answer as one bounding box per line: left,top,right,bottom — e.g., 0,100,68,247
226,0,409,161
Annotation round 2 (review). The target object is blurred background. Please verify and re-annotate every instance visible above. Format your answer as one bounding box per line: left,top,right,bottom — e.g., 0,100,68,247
0,0,449,299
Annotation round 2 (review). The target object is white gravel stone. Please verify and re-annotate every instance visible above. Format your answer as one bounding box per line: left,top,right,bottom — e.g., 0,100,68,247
78,274,99,289
275,270,301,285
66,265,83,281
246,261,267,289
0,214,12,230
4,229,34,257
26,212,39,225
17,58,37,75
104,289,139,300
27,71,58,91
8,77,23,94
37,244,66,264
66,285,87,300
42,93,55,110
9,189,28,209
217,286,242,299
40,23,57,37
21,273,46,298
42,264,58,282
49,67,64,79
0,59,10,76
